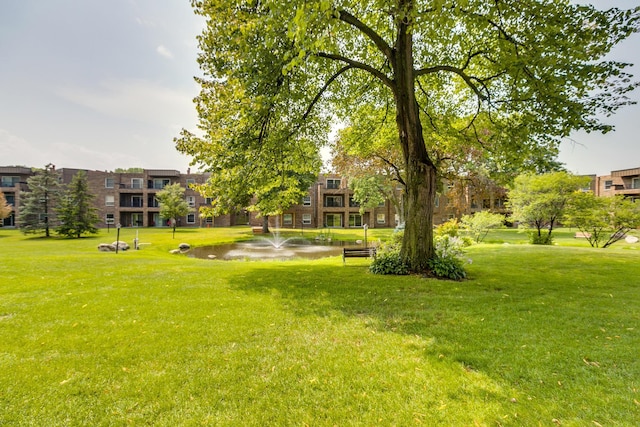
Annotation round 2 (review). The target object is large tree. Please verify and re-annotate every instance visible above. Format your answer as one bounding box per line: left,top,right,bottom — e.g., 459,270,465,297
181,0,639,273
56,170,100,238
18,164,63,237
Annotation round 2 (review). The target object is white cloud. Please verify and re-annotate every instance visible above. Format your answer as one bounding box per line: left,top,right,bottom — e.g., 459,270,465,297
156,45,174,59
53,79,198,130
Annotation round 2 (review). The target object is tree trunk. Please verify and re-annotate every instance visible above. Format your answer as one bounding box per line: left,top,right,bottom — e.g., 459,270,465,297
393,10,436,273
262,215,270,233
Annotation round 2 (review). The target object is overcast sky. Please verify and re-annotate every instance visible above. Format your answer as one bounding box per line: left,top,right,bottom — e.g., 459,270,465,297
0,1,638,176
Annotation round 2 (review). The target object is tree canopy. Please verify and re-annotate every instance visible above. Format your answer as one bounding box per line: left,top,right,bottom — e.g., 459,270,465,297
508,172,591,244
180,0,639,273
156,183,192,238
565,192,640,248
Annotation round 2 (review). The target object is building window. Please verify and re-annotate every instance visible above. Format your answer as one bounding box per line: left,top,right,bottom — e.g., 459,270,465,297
152,178,171,189
632,177,640,189
283,213,293,225
482,199,491,209
186,196,196,207
105,178,114,188
494,198,505,208
105,214,115,225
349,214,363,227
187,213,196,224
206,217,213,224
326,213,342,227
324,195,343,207
131,196,143,208
205,197,214,205
186,178,196,186
377,213,385,224
131,178,143,189
302,213,311,225
5,193,15,206
302,195,311,206
1,176,19,187
604,180,613,190
105,195,115,206
326,178,341,189
348,196,360,207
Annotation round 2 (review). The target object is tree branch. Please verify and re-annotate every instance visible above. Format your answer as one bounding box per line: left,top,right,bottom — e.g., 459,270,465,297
336,9,394,63
415,65,488,101
316,52,394,89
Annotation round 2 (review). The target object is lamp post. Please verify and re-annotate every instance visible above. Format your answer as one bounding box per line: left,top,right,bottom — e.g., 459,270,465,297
115,223,121,254
363,224,368,247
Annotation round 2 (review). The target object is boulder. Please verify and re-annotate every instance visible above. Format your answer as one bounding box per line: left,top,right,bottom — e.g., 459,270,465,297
98,243,116,252
170,249,182,254
178,243,191,251
112,241,129,251
625,235,639,244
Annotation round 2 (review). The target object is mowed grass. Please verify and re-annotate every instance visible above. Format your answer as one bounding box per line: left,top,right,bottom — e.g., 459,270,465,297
0,227,639,426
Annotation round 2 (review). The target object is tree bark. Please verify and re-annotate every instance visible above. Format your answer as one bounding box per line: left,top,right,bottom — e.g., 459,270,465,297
393,10,437,273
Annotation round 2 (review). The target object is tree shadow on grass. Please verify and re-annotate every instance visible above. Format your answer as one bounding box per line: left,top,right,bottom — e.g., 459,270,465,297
227,262,482,357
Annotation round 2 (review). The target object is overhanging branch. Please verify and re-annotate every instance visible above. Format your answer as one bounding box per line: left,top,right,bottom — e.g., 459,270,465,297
336,9,394,63
317,52,394,89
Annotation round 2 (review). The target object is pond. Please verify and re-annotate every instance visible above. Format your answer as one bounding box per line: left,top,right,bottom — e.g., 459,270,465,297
187,238,364,261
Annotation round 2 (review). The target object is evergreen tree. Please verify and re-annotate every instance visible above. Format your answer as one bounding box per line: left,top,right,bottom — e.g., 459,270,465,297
56,170,99,238
18,164,63,237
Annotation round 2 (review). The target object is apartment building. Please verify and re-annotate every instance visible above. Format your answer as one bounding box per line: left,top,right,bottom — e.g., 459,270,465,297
593,167,640,201
4,165,633,230
0,166,32,227
263,174,398,229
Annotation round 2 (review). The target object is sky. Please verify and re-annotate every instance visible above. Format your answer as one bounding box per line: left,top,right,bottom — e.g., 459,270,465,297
0,1,638,176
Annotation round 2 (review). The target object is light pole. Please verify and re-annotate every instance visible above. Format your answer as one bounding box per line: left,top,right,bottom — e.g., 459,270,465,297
363,224,368,247
115,223,121,254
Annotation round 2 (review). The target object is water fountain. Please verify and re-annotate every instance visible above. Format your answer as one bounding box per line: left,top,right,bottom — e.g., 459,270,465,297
188,217,362,261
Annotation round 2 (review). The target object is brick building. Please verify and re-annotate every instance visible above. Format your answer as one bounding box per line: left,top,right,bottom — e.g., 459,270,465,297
4,165,634,231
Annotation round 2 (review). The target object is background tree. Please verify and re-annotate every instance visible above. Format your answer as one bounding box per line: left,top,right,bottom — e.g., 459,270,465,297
181,0,639,273
508,172,591,244
0,192,11,222
56,170,99,238
460,211,506,243
565,193,640,248
18,164,63,237
156,183,192,238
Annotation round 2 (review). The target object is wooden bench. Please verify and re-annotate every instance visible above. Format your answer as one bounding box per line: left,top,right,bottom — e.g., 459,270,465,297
343,247,376,263
251,226,264,234
574,231,591,238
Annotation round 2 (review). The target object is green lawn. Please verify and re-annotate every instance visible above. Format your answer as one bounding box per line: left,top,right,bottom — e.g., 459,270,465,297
0,226,639,426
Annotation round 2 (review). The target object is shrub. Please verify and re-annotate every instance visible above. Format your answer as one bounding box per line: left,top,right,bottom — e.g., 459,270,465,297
528,231,553,245
369,248,409,275
370,230,409,275
427,235,470,280
460,211,505,243
435,219,459,238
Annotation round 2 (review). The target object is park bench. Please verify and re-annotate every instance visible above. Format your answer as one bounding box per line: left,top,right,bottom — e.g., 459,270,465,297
251,226,264,234
574,231,591,238
343,247,377,264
